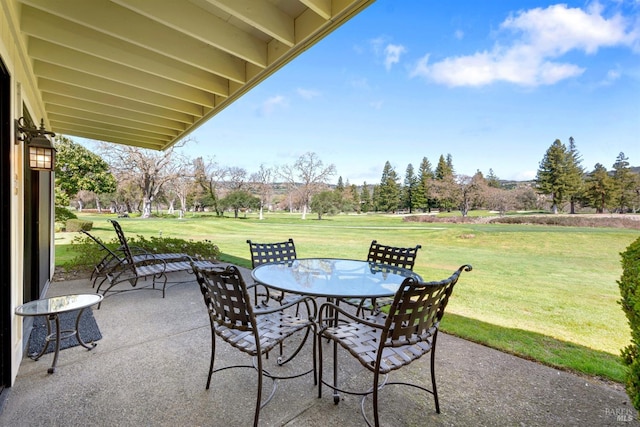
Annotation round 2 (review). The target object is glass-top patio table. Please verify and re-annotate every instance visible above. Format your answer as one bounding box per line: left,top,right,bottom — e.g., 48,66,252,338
15,293,103,374
251,258,421,299
252,258,422,404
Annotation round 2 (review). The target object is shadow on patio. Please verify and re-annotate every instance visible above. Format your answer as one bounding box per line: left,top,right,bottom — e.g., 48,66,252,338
1,267,637,426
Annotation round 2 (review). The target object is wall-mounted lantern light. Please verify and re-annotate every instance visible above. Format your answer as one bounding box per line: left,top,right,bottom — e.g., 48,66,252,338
15,117,56,171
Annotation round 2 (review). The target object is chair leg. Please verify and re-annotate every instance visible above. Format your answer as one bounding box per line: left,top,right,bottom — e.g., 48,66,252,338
430,334,440,413
254,354,263,427
372,370,381,427
318,331,324,398
206,329,216,390
332,340,339,404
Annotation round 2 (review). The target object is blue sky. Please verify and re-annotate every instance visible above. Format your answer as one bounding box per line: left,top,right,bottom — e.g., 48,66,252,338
189,0,640,184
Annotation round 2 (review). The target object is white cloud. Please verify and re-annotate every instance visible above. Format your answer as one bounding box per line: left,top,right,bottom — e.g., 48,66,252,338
370,37,407,70
297,88,321,99
411,3,639,87
454,29,465,40
260,95,288,116
384,44,407,70
369,100,384,110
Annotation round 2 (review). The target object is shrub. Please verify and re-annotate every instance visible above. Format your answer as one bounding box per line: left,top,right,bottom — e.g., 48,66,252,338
619,236,640,411
65,219,93,232
65,234,221,272
55,206,77,223
127,235,220,262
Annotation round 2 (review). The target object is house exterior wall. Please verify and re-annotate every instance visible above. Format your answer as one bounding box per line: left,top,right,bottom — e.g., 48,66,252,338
1,0,54,386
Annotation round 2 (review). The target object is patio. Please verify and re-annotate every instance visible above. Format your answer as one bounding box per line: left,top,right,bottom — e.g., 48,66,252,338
0,267,636,426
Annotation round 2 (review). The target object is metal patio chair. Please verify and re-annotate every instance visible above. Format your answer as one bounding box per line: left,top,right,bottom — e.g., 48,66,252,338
247,238,298,305
191,263,317,427
345,240,422,315
318,264,472,427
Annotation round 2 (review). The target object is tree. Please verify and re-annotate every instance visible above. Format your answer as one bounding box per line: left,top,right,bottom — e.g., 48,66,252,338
377,161,400,212
99,142,188,218
250,164,273,220
434,154,453,180
415,157,434,212
220,190,260,218
486,168,501,188
536,139,580,214
348,184,361,213
55,137,116,211
310,190,340,219
194,156,226,215
583,163,614,213
566,137,585,214
279,152,336,220
402,163,419,213
612,152,636,213
360,182,372,213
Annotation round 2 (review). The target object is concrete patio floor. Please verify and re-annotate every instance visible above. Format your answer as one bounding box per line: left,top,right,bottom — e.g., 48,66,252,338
0,267,637,426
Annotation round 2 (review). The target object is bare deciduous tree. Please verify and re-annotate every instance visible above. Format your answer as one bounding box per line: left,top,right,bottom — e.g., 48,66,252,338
279,152,336,219
99,141,189,218
250,164,273,220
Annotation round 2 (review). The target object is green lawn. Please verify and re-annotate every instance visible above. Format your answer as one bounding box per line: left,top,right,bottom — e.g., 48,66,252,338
55,211,638,383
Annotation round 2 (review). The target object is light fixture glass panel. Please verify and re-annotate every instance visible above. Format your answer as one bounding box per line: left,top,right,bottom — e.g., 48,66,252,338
29,145,54,170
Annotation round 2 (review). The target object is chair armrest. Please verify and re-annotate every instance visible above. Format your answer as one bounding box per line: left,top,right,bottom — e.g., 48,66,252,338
318,301,384,330
255,295,317,319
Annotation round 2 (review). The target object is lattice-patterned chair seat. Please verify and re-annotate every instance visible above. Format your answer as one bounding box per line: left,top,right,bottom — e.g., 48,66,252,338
318,264,472,427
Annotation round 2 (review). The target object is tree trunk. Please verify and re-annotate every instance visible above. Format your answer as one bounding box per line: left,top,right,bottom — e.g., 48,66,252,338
259,205,264,220
142,198,152,218
301,204,307,220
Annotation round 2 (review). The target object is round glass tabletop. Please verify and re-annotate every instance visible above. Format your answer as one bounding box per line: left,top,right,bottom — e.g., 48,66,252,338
251,258,420,298
15,294,104,317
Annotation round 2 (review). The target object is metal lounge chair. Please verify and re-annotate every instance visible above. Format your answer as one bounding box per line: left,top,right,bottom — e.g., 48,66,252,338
94,220,216,305
80,229,188,289
318,264,472,427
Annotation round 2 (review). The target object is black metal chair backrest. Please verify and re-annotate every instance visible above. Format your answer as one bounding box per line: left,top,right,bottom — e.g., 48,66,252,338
195,265,256,334
247,239,297,267
382,265,471,346
108,219,135,265
366,240,421,270
81,229,121,261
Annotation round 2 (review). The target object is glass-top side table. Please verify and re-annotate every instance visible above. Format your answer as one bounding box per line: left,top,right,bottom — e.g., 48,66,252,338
15,293,103,373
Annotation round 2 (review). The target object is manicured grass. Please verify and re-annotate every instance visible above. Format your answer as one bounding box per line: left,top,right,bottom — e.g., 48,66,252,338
55,211,638,383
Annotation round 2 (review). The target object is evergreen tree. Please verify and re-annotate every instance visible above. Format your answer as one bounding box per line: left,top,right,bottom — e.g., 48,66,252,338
486,168,501,188
446,153,455,176
402,163,419,213
583,163,614,213
415,157,434,212
566,137,585,214
536,139,579,214
349,184,361,213
371,184,380,212
612,152,636,213
360,182,372,213
378,161,400,212
336,176,345,192
435,154,453,180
